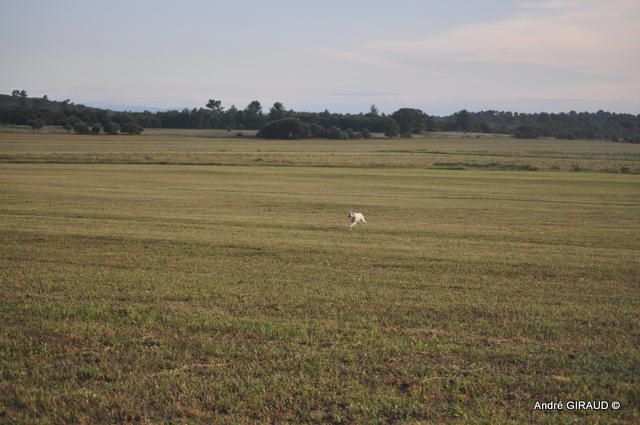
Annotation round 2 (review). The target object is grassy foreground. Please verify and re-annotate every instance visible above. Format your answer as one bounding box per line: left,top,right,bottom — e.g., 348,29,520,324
1,133,639,424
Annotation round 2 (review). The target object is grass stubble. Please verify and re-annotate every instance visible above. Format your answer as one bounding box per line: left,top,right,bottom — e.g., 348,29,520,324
1,132,639,423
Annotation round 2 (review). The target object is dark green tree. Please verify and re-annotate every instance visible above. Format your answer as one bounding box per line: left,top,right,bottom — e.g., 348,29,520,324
205,99,223,113
225,105,239,129
453,110,474,132
28,118,45,132
244,100,264,129
326,126,347,139
269,102,286,120
121,122,144,135
384,118,400,137
392,108,426,135
104,122,120,135
258,118,310,139
73,121,91,134
310,123,326,137
513,125,540,139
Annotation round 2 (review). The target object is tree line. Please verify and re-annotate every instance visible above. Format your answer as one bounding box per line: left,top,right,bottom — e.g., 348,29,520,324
1,91,639,142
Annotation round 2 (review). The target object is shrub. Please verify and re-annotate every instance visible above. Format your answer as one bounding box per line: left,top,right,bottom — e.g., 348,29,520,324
514,125,540,139
258,118,311,139
28,119,45,132
121,123,144,135
104,122,120,135
326,126,347,139
72,121,91,135
478,121,492,133
361,128,371,139
384,119,400,137
310,123,326,138
63,116,81,133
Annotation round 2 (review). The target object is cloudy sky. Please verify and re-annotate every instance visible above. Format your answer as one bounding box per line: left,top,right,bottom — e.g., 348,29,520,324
1,0,638,114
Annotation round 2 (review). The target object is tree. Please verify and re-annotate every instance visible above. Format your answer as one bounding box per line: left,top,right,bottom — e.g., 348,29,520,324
244,100,264,129
269,102,286,120
245,100,262,115
112,113,133,125
384,118,400,137
73,121,91,135
28,119,45,132
423,115,436,131
257,118,310,139
91,123,102,135
205,99,223,113
453,109,474,132
368,104,379,117
96,110,112,126
310,123,326,138
391,108,426,135
326,126,347,139
513,125,540,139
478,121,491,133
104,122,120,135
121,123,144,135
346,128,363,139
12,90,27,98
225,105,239,129
361,128,372,139
64,115,81,125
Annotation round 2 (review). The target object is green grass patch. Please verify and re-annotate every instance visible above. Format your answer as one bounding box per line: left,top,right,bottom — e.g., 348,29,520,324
1,135,639,423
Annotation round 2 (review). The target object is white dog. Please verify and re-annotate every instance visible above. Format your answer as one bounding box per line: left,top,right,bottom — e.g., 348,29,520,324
348,210,367,230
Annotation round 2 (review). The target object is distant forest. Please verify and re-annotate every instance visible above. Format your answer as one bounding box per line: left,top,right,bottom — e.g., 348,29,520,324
1,91,639,142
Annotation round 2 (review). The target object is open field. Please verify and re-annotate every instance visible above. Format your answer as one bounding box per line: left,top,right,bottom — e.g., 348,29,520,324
141,128,259,138
1,134,639,423
1,132,640,173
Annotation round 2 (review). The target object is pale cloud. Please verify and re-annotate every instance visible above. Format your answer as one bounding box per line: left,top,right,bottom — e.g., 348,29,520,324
361,1,635,72
519,0,587,10
321,0,639,103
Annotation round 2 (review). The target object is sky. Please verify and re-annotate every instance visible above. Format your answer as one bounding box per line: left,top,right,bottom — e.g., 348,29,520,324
1,0,639,115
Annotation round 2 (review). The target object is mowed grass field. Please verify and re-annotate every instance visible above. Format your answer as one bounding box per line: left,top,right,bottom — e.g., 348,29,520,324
1,130,640,173
1,132,639,424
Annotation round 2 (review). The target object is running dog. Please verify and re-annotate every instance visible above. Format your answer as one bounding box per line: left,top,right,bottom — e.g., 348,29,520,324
348,210,367,230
